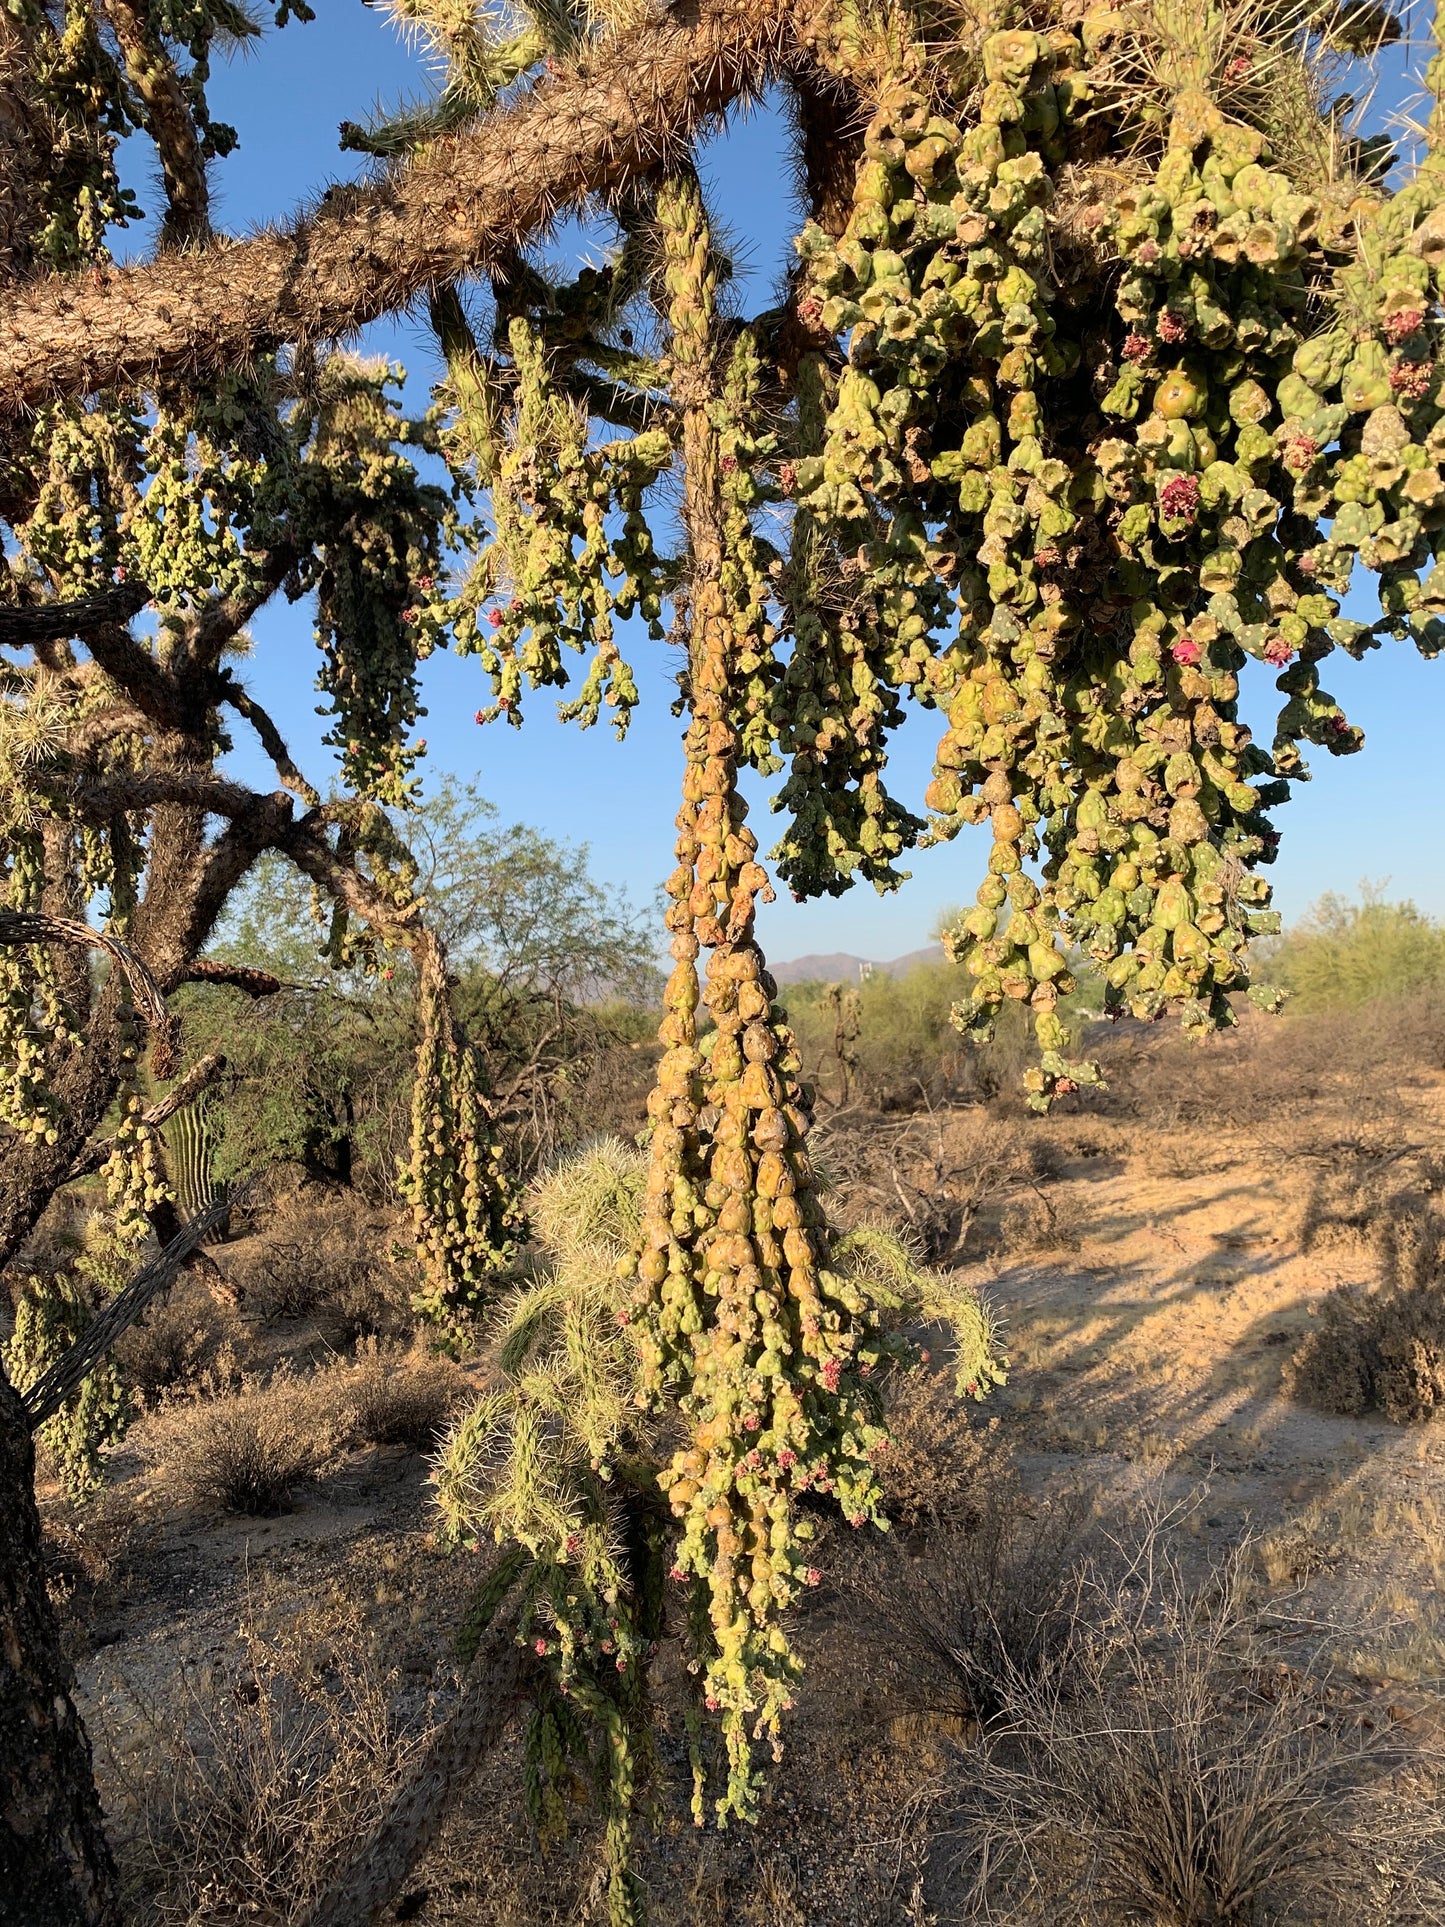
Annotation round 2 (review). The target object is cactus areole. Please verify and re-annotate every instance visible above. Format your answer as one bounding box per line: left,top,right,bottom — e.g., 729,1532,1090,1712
3,0,1445,1920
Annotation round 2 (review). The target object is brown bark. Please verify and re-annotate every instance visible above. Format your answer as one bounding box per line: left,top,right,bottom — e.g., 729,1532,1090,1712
0,1374,121,1927
0,0,809,414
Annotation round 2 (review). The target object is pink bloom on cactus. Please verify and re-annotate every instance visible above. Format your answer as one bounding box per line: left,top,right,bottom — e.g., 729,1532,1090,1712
616,1309,631,1326
779,462,798,493
742,1413,759,1431
720,454,738,474
114,565,127,581
1285,436,1318,471
820,1357,841,1393
401,608,417,625
804,1567,822,1587
564,1532,584,1557
1121,332,1151,364
849,1512,867,1528
668,1564,688,1582
1158,312,1187,345
545,55,562,76
778,1448,797,1470
705,1694,720,1712
1384,309,1425,346
1136,240,1159,266
1225,55,1251,80
798,295,823,327
1171,636,1202,666
1298,552,1318,575
616,1657,628,1672
498,695,513,710
1263,636,1293,665
1328,713,1349,734
474,710,486,725
1159,474,1201,523
745,1449,762,1469
487,607,503,628
534,1638,548,1655
416,575,434,591
1390,358,1434,400
1056,1077,1079,1096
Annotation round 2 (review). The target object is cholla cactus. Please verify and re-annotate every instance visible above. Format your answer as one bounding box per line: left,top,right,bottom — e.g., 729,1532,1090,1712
398,934,525,1333
435,1136,1000,1909
2,1214,136,1501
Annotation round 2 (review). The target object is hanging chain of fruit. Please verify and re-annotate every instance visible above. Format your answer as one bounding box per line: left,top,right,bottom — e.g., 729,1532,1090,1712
624,171,898,1824
397,928,525,1332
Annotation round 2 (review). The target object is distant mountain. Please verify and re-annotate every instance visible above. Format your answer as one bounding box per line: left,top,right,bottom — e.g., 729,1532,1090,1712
769,945,944,985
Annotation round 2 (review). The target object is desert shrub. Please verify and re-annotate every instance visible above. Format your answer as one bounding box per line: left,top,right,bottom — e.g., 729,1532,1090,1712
785,963,1091,1111
226,1189,413,1335
149,1368,349,1515
872,1371,992,1540
344,1337,469,1449
114,1277,239,1409
98,1601,428,1926
1271,889,1445,1015
858,1461,1093,1724
1285,1281,1445,1424
945,1542,1432,1925
997,1183,1088,1256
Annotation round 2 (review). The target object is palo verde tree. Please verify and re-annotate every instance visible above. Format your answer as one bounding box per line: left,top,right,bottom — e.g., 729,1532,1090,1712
3,0,1445,1920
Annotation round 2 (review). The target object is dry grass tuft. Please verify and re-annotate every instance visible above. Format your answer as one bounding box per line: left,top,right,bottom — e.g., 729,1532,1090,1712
856,1455,1094,1724
97,1599,432,1925
147,1368,349,1515
942,1534,1445,1925
345,1337,469,1449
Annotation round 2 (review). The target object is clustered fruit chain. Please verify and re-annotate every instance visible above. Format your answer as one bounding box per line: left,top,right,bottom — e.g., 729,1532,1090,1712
622,174,897,1821
427,0,1445,1852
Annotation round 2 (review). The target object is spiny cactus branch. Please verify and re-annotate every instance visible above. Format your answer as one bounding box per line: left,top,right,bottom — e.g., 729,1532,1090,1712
0,0,818,415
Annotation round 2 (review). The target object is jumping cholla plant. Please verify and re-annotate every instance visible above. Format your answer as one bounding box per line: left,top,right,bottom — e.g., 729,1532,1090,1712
2,1214,138,1501
3,0,1445,1917
431,1136,1001,1919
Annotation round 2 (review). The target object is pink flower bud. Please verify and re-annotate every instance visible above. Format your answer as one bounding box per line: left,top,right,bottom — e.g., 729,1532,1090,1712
1159,474,1201,524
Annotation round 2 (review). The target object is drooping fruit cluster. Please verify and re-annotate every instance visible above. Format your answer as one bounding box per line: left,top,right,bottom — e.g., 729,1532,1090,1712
787,9,1445,1102
621,173,901,1822
398,933,525,1332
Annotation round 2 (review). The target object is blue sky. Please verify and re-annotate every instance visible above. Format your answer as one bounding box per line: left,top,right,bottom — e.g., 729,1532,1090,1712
117,3,1444,959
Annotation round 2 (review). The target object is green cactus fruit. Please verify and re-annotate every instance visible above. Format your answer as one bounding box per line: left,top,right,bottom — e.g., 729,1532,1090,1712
1156,367,1208,420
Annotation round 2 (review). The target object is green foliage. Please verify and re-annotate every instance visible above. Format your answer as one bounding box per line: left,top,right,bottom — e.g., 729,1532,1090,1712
173,786,658,1196
783,957,1096,1108
1271,888,1445,1012
2,1215,135,1501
